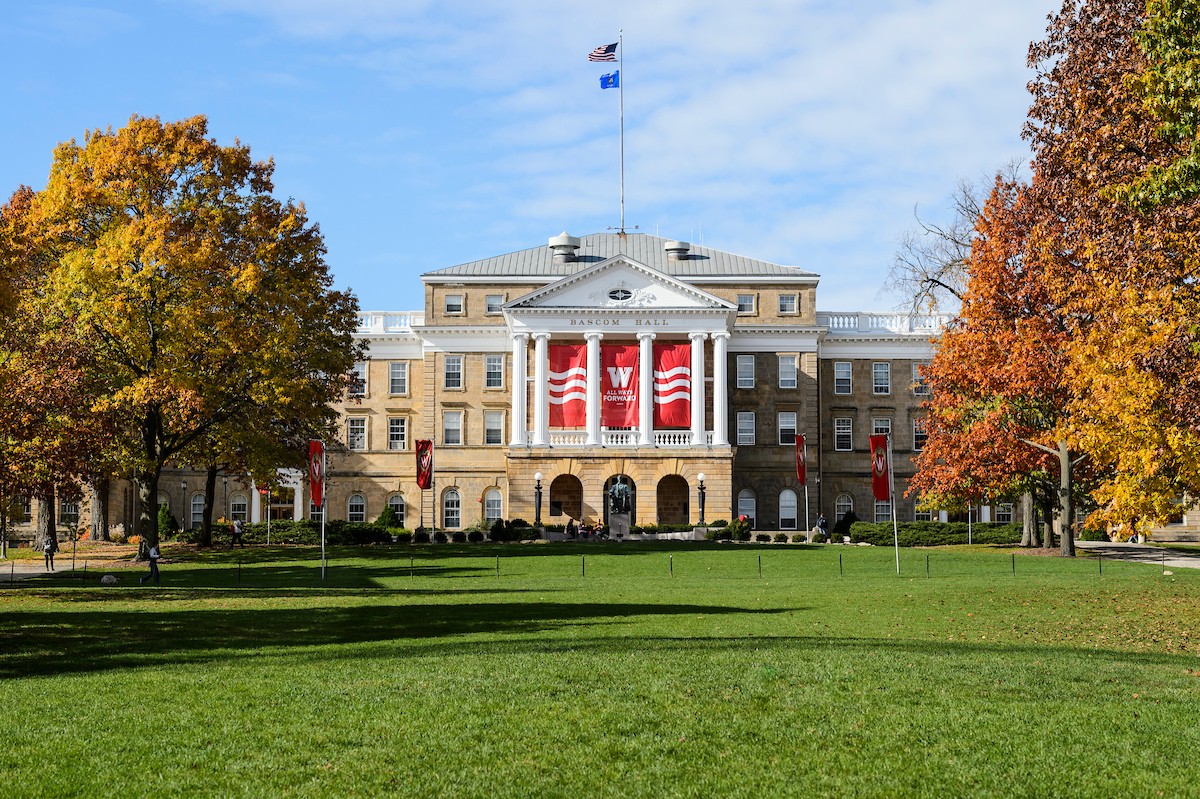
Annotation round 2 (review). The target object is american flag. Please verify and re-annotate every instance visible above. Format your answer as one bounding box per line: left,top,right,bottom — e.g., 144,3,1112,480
588,42,618,62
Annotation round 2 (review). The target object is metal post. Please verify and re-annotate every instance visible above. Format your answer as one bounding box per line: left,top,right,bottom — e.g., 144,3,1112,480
534,472,543,528
697,474,706,527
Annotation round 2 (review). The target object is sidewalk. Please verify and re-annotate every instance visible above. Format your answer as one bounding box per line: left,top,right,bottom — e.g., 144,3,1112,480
1074,540,1200,570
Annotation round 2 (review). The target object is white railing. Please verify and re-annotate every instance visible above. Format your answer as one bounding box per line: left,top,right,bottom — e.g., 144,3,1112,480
524,430,710,449
817,312,951,335
356,311,424,334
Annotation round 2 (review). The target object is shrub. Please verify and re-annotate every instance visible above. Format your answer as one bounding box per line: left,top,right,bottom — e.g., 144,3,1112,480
413,530,431,544
1079,526,1108,542
451,531,467,543
773,533,789,543
433,531,448,544
509,518,531,529
708,519,729,530
157,504,178,541
755,533,772,543
791,533,807,543
519,526,541,541
832,511,858,541
393,530,413,544
375,505,400,528
467,530,485,543
846,521,1022,547
725,517,752,542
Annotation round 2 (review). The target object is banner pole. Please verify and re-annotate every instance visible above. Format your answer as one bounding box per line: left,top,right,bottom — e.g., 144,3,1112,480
618,29,624,233
890,434,899,575
320,442,327,581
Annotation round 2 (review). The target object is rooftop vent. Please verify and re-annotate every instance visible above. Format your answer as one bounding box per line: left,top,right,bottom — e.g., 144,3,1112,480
548,232,581,264
664,240,691,260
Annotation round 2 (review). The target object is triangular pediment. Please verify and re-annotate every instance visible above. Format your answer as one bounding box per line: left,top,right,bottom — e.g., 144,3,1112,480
505,256,735,312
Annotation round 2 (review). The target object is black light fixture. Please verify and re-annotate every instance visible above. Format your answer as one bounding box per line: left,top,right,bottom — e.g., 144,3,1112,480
697,472,707,527
534,472,543,526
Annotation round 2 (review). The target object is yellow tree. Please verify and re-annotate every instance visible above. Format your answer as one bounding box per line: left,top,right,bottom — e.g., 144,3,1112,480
25,115,361,550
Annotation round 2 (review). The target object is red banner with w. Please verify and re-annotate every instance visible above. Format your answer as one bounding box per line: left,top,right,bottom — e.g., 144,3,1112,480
308,440,325,507
652,343,690,428
795,434,806,484
869,434,891,501
601,344,639,427
416,439,433,489
549,344,587,427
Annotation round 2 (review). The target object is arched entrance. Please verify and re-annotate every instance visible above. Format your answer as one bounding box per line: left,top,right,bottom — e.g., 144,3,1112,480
656,475,689,525
549,474,583,522
602,475,636,528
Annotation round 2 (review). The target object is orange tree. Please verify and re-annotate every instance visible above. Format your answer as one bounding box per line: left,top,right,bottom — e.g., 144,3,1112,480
18,115,361,551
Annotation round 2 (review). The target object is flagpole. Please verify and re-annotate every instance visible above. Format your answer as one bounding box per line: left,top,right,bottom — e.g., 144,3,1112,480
618,29,625,233
320,442,327,582
889,434,899,575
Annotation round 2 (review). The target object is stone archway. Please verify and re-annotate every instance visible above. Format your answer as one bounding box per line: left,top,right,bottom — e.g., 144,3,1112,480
549,474,583,522
656,475,690,525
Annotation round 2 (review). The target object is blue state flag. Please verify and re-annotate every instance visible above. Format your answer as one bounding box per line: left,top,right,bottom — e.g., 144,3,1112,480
600,70,619,90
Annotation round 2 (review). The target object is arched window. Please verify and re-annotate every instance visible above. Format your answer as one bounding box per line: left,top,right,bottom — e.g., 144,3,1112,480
737,489,756,528
835,494,853,523
443,489,461,529
348,494,366,523
387,494,406,527
190,493,206,529
230,493,248,522
483,488,502,522
778,489,798,530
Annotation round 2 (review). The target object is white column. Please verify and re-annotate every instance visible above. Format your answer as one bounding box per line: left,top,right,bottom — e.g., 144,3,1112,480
689,332,708,446
293,487,304,520
638,332,656,446
509,333,528,446
711,331,730,446
585,332,603,446
251,486,262,523
532,332,550,446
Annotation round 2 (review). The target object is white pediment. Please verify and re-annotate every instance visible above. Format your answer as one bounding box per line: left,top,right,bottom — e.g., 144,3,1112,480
505,256,735,312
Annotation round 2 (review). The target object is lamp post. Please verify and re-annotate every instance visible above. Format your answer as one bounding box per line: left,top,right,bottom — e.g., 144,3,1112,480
697,472,707,527
534,472,543,527
180,479,187,534
222,476,228,520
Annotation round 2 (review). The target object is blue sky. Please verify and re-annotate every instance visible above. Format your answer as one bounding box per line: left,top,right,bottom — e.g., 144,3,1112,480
2,0,1059,311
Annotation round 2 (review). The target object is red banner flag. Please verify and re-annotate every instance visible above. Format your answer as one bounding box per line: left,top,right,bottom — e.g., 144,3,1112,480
549,344,587,427
795,434,806,484
601,344,639,427
308,440,325,507
869,434,891,501
652,343,691,428
416,439,434,489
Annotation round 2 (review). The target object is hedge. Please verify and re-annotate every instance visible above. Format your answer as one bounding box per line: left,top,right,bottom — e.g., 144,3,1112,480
847,521,1022,547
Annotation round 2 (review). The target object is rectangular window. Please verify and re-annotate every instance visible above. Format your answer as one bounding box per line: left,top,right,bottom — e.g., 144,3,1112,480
737,411,756,445
912,363,930,395
349,362,367,397
486,294,504,314
778,294,797,315
736,355,755,389
737,294,755,314
913,418,928,451
444,355,463,389
834,362,851,395
485,354,504,388
443,411,462,446
231,496,248,522
996,503,1014,524
347,417,367,451
444,493,461,529
485,410,504,445
873,418,891,437
914,507,933,522
873,362,891,395
444,294,463,315
834,417,852,451
875,500,892,524
389,362,408,395
778,412,797,445
309,502,323,523
388,417,408,451
778,355,797,389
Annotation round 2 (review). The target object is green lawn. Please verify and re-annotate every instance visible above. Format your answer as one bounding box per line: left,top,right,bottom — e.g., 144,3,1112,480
3,543,1199,798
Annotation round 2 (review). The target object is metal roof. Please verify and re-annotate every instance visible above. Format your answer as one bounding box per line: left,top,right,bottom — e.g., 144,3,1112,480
422,233,818,280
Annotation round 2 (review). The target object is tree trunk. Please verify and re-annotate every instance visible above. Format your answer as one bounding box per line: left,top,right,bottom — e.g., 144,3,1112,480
1020,492,1038,547
136,472,159,557
90,477,111,542
35,487,57,554
199,464,217,547
1056,441,1075,557
1040,496,1056,550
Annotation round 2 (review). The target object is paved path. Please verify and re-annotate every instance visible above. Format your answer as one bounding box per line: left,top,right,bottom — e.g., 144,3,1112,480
1074,540,1200,570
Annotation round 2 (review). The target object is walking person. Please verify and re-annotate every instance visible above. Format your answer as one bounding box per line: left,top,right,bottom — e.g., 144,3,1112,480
232,518,244,548
139,544,161,585
43,538,56,571
816,513,829,544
